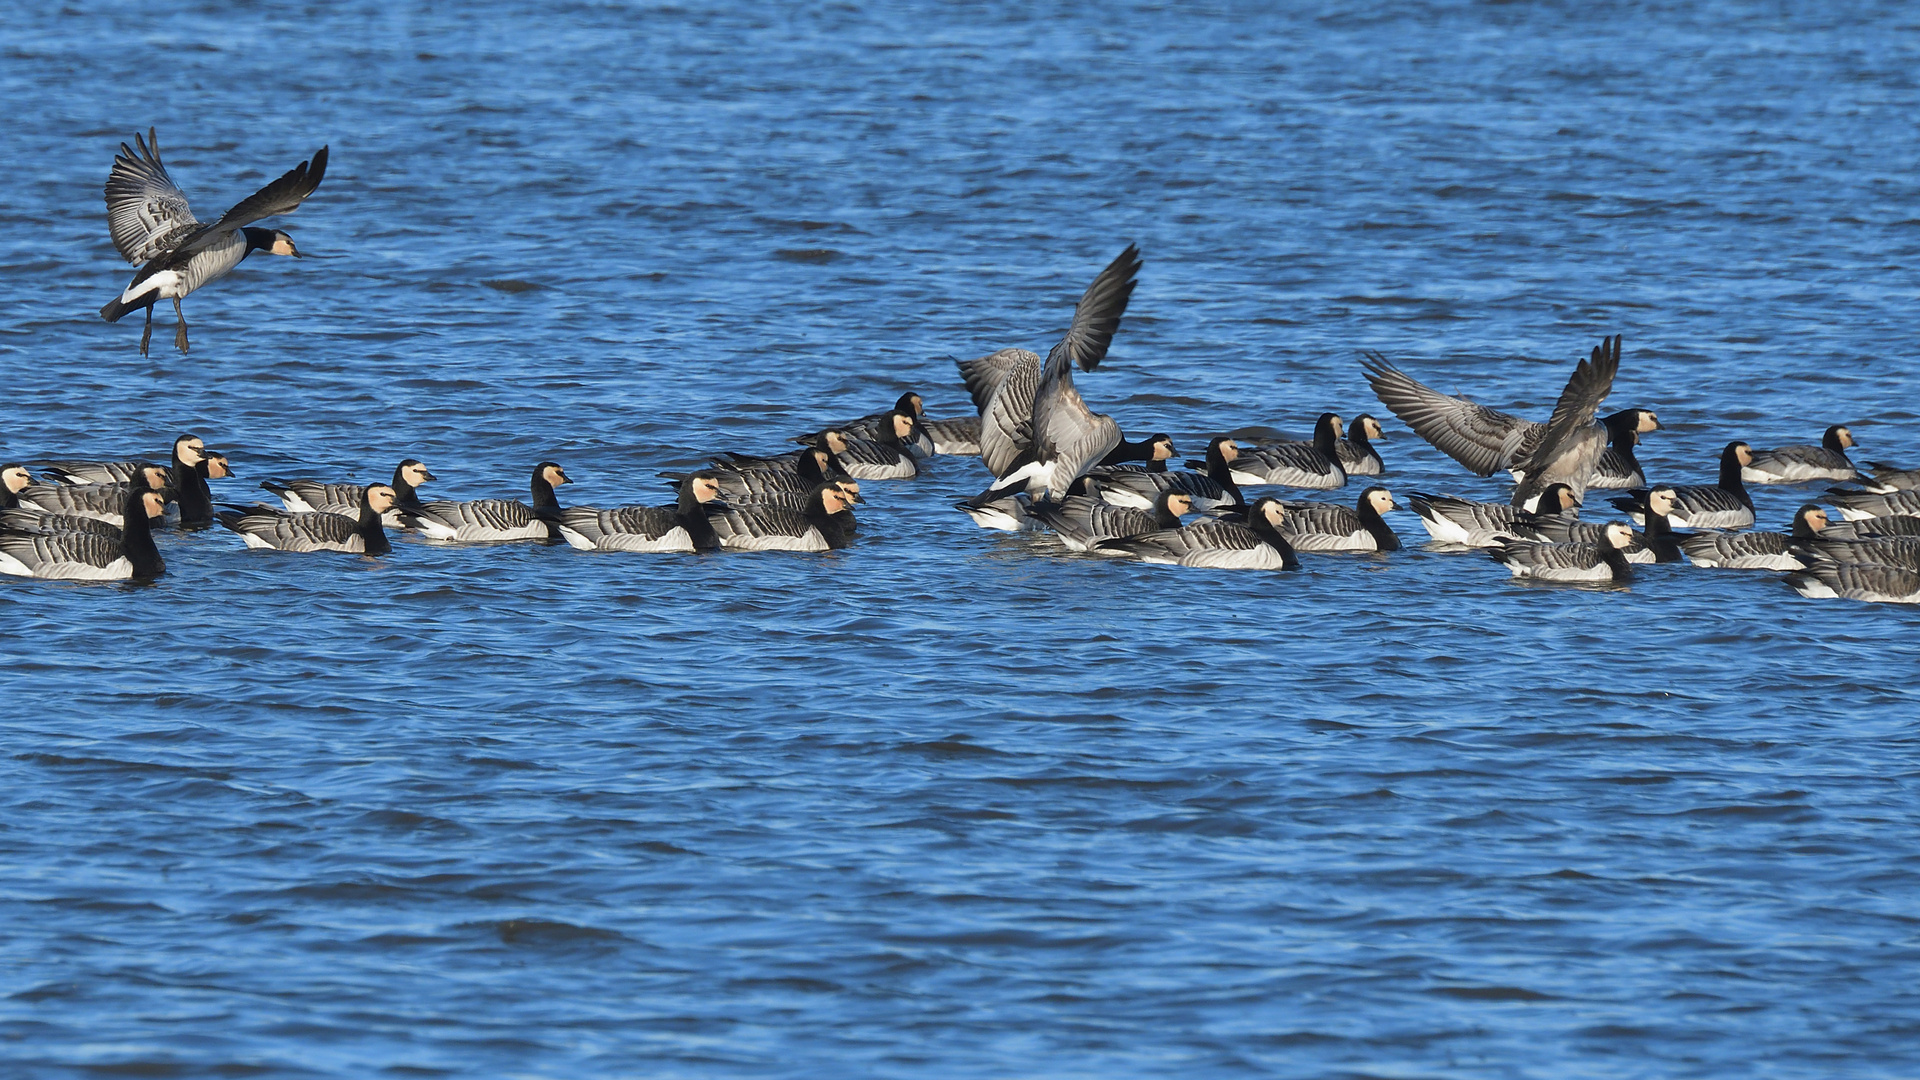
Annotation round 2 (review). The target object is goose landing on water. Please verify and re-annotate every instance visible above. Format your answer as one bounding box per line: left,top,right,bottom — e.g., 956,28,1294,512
99,129,328,357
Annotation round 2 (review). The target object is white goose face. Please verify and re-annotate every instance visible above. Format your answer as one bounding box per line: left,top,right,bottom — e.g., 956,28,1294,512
836,480,862,503
366,485,397,514
1364,416,1385,440
1805,508,1829,532
824,431,849,455
403,463,434,488
1328,414,1343,435
1,466,30,494
821,488,850,515
1604,522,1635,549
1837,427,1855,449
268,231,300,257
1368,489,1395,515
1151,438,1174,461
1218,440,1239,462
1167,493,1193,516
543,464,570,487
206,454,232,480
141,466,171,491
907,393,924,416
1260,501,1286,529
1639,411,1662,434
893,413,915,439
1735,443,1754,467
141,491,168,519
177,437,206,467
1648,487,1677,516
691,476,723,503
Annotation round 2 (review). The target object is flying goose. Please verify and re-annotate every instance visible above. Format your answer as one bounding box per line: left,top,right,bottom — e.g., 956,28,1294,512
218,484,395,554
1743,425,1859,484
1098,497,1299,570
1226,413,1348,489
17,465,174,527
1490,521,1636,583
1612,442,1756,529
1407,483,1580,547
0,486,167,581
1279,487,1401,552
963,245,1142,497
261,459,436,527
1679,505,1833,569
1363,335,1625,508
1028,489,1193,552
557,472,725,553
1336,414,1388,476
99,129,328,356
706,482,856,551
403,462,571,542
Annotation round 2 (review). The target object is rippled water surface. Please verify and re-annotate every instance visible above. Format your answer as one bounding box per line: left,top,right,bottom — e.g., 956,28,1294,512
5,2,1920,1076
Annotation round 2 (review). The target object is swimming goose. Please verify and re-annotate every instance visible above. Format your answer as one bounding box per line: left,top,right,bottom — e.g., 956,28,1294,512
1226,413,1349,489
218,484,394,554
0,487,167,581
558,472,725,553
404,462,571,542
1407,483,1581,547
1679,505,1832,569
0,465,33,509
706,482,856,551
968,245,1142,496
716,432,870,481
1823,486,1920,521
1786,559,1920,604
1279,486,1401,552
1859,461,1920,493
1029,490,1192,552
45,433,221,526
1098,497,1299,571
1587,409,1662,489
1092,437,1246,513
1744,425,1859,484
17,465,174,526
1521,486,1683,564
261,459,436,527
815,392,936,458
813,417,921,480
1491,521,1636,583
1793,535,1920,573
1363,335,1624,508
99,129,328,356
1097,433,1177,472
954,488,1042,531
1336,414,1387,476
1612,442,1756,529
686,448,842,503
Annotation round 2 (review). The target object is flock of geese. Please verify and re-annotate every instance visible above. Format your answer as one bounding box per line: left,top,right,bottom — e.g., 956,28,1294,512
7,132,1917,605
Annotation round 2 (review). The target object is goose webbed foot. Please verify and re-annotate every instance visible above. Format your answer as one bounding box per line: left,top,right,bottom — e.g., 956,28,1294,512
139,304,153,357
173,298,189,355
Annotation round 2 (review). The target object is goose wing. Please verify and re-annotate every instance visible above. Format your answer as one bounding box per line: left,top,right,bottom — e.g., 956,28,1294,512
1361,352,1534,477
957,348,1032,414
411,498,541,540
17,483,128,523
1493,537,1608,575
1824,488,1920,520
1510,336,1621,508
261,479,366,515
923,416,981,456
0,531,130,578
1022,247,1142,493
977,350,1041,475
1800,537,1920,569
834,437,917,480
1790,561,1920,603
221,507,362,552
705,505,828,551
104,129,198,264
173,145,329,256
1053,244,1141,375
1108,519,1260,560
0,509,124,537
555,505,690,552
1408,493,1526,546
1026,495,1158,549
1088,468,1230,511
41,460,150,485
1233,443,1344,488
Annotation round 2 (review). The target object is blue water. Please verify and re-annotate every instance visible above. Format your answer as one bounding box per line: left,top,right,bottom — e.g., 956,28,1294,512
4,2,1920,1076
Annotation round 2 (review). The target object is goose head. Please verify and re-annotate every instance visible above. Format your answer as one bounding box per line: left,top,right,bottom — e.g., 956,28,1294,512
1602,522,1636,549
1,464,31,495
364,484,398,515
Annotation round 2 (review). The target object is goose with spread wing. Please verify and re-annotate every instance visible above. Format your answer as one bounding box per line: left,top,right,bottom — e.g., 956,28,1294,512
962,245,1142,497
99,129,328,356
1363,335,1626,508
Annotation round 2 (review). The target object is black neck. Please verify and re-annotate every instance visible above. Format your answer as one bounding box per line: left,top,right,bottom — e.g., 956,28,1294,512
531,473,561,514
1344,419,1373,454
678,485,721,551
1206,451,1246,508
1100,436,1157,468
357,502,391,555
1251,514,1300,570
119,492,165,578
1357,498,1400,552
242,227,277,253
389,467,423,507
1314,421,1339,459
173,460,212,526
1151,500,1181,529
1601,543,1633,580
806,497,852,548
1640,510,1683,562
1717,451,1752,506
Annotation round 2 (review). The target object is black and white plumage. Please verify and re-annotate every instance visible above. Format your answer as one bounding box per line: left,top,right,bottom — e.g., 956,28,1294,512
1280,487,1402,552
1587,409,1663,490
1098,497,1299,571
1089,437,1246,514
818,393,936,459
969,245,1142,497
1363,336,1625,508
17,465,174,527
1794,536,1920,572
1491,521,1636,583
953,488,1042,532
1229,413,1349,489
0,488,168,582
1097,433,1177,472
821,420,921,481
706,483,856,552
45,433,222,526
1613,442,1757,530
1786,560,1920,604
1744,425,1858,485
1821,486,1920,522
1408,483,1580,548
1679,505,1833,570
1028,489,1193,552
99,129,328,356
1860,462,1920,493
922,416,982,456
1519,486,1682,564
1336,415,1387,476
217,484,395,554
261,459,436,528
404,462,571,542
558,473,724,553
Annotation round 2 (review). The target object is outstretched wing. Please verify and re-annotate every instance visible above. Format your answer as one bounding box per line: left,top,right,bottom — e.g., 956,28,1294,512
1361,351,1533,477
105,128,198,264
1054,243,1141,374
175,145,329,255
1510,335,1621,508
